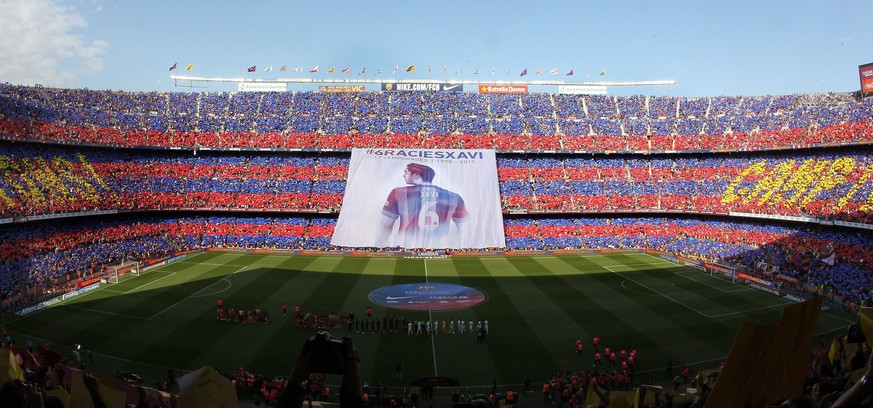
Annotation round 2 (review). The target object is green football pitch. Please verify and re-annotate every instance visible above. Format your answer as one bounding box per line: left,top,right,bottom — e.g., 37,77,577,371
3,251,854,391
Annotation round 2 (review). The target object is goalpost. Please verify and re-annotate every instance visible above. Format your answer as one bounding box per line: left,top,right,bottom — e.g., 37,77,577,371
106,261,140,284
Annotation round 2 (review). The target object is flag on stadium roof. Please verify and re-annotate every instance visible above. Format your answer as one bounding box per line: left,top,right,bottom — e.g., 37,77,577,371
442,65,447,73
473,69,479,75
566,69,574,76
185,64,194,71
247,66,256,72
427,66,432,74
520,69,528,76
294,66,303,72
309,66,318,73
406,65,415,72
392,65,399,75
341,67,351,74
359,67,366,75
550,68,559,75
280,66,287,72
376,67,383,74
328,67,336,73
264,66,273,72
490,69,496,76
600,69,607,76
536,69,543,75
168,63,177,71
455,68,462,75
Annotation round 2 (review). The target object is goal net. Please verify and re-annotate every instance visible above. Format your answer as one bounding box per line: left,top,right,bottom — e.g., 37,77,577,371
106,261,140,284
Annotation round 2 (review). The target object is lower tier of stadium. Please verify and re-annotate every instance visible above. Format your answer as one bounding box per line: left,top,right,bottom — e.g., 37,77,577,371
1,213,869,315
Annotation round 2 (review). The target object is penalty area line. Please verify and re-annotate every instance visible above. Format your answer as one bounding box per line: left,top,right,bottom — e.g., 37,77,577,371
147,265,247,320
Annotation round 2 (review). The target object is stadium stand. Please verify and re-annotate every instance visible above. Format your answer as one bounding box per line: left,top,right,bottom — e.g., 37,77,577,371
1,83,872,407
1,83,872,151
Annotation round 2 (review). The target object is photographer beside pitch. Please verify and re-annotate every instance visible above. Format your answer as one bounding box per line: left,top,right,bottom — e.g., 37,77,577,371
275,332,367,408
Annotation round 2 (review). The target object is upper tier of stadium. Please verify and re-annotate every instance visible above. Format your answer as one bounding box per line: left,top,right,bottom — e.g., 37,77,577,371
1,83,871,152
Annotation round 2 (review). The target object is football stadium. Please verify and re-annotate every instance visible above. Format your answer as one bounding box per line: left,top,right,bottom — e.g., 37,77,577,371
1,5,873,403
0,77,871,407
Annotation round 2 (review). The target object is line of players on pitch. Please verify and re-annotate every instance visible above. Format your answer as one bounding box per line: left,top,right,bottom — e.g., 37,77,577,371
404,319,489,338
350,316,490,342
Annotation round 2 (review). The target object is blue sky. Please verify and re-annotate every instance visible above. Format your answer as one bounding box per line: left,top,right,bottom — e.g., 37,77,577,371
1,0,871,97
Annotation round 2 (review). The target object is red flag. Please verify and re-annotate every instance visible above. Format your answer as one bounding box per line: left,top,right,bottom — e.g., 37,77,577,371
520,68,528,77
341,67,351,74
280,65,288,72
309,66,319,73
169,63,177,71
566,69,574,76
247,66,256,72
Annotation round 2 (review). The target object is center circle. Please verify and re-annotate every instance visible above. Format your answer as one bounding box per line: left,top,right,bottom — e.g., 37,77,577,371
368,283,487,311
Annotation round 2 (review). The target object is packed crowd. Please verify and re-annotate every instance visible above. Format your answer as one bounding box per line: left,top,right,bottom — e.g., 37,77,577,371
1,213,870,317
1,84,872,152
1,141,871,224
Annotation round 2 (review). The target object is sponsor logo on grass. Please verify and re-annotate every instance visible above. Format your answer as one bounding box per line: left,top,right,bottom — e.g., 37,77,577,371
368,283,486,311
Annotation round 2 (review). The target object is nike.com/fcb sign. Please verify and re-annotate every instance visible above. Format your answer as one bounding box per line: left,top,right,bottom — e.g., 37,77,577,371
381,83,464,92
368,283,487,311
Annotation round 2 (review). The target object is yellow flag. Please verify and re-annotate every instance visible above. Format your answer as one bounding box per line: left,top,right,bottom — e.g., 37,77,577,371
607,391,634,408
860,307,873,345
0,349,23,384
633,385,661,408
185,64,194,71
705,297,823,408
584,379,606,408
328,67,336,73
827,336,842,364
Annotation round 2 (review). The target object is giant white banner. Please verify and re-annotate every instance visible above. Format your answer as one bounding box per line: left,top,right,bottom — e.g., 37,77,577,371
331,148,505,249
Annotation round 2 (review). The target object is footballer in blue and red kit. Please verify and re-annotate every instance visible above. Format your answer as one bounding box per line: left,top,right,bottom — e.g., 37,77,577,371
378,163,468,248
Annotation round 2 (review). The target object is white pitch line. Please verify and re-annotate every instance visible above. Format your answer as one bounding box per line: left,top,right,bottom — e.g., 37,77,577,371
672,271,750,293
117,271,177,294
424,259,439,377
174,261,250,267
604,265,792,319
148,265,247,320
63,305,147,320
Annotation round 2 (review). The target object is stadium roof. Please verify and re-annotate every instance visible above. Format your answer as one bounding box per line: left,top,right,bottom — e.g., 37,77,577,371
169,74,676,93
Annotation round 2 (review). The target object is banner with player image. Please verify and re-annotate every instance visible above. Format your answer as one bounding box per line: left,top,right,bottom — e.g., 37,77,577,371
331,148,505,249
